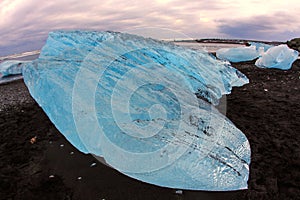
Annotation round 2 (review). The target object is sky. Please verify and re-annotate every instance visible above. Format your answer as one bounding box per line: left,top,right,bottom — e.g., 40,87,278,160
0,0,299,56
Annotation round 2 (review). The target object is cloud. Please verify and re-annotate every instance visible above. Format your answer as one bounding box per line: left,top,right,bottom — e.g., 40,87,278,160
0,0,216,55
0,0,300,56
217,12,300,41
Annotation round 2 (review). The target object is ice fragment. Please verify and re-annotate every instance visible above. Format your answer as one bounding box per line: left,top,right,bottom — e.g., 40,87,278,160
255,44,299,70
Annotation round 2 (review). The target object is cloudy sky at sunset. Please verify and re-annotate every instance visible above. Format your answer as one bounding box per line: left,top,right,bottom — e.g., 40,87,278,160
0,0,299,56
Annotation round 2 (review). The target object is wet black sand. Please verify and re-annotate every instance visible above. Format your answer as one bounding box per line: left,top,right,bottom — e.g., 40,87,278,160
0,61,300,200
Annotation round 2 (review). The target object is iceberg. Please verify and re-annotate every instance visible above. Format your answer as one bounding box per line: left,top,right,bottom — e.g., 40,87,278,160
255,44,299,70
0,60,28,78
22,31,250,191
216,46,260,63
216,42,275,63
249,42,273,51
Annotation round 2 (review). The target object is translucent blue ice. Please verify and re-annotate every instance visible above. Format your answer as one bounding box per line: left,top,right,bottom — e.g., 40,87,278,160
216,42,284,64
255,44,299,70
216,46,259,63
249,42,273,51
23,31,250,191
0,60,27,78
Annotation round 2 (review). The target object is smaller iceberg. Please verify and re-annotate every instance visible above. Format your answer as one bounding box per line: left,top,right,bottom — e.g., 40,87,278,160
248,42,273,51
216,46,259,63
0,60,27,78
216,42,275,63
255,44,299,70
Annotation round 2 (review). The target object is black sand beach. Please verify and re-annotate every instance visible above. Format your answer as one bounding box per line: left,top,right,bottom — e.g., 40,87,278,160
0,61,300,200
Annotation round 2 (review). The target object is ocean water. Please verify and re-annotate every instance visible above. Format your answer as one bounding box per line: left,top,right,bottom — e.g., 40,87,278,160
0,50,40,62
174,42,244,52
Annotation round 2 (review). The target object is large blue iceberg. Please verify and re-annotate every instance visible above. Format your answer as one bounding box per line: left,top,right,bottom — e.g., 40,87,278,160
22,31,250,191
255,44,299,70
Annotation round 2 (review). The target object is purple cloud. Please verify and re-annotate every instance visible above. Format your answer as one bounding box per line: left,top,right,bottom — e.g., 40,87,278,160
0,0,299,56
217,12,300,41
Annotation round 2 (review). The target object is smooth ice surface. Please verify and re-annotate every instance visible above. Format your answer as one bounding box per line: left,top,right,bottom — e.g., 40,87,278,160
23,31,250,191
216,46,260,63
0,60,28,78
255,44,299,70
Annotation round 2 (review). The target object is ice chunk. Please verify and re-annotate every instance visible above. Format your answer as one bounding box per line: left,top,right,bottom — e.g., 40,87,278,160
0,60,29,84
249,42,273,51
216,46,259,62
22,31,250,191
255,44,299,70
0,60,28,78
216,42,274,63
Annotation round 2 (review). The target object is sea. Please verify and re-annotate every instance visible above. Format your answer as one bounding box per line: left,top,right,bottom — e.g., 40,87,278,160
174,41,243,52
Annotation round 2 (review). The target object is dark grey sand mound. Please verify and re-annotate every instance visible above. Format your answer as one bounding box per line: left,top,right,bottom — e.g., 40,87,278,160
287,38,300,52
0,61,300,200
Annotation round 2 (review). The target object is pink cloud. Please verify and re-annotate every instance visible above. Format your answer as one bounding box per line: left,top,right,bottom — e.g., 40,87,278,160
0,0,299,55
